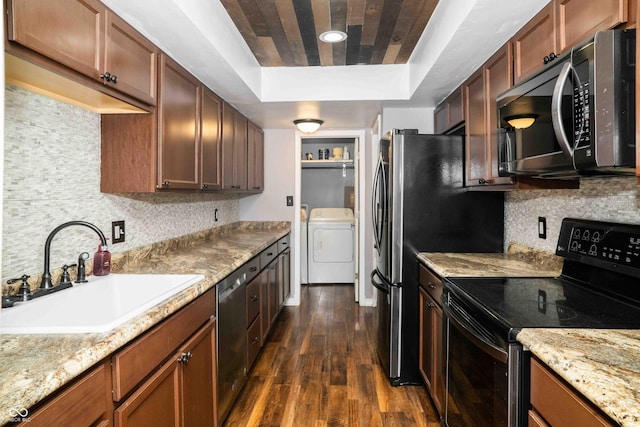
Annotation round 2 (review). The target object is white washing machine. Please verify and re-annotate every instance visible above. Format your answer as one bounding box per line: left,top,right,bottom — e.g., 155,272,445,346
300,205,309,284
307,208,355,284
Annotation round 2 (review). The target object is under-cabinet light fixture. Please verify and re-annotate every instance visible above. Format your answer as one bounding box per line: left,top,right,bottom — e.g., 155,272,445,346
506,114,538,129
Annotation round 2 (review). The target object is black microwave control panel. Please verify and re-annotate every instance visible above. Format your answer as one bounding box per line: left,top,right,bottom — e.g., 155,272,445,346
556,218,640,272
573,81,591,148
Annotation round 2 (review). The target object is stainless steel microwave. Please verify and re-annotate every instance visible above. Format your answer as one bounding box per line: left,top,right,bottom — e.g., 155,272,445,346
497,29,636,178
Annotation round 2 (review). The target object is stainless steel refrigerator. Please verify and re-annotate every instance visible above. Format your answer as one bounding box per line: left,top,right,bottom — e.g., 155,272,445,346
371,129,504,385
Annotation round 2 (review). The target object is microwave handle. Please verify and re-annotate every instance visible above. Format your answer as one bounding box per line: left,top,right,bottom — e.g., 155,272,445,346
551,61,575,159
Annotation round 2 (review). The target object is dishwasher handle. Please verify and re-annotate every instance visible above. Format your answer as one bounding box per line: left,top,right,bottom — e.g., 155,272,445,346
218,272,247,301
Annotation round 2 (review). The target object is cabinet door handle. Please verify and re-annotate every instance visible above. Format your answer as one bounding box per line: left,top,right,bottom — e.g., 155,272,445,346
426,302,435,308
250,294,258,302
428,283,436,289
251,336,260,345
162,181,170,188
249,266,258,272
177,351,193,364
100,72,118,83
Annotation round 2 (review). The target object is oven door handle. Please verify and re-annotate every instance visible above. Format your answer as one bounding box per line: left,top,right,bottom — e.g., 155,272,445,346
444,303,508,364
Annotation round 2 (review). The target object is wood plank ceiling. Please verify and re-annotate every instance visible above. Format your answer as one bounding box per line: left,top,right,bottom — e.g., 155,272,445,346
219,0,440,67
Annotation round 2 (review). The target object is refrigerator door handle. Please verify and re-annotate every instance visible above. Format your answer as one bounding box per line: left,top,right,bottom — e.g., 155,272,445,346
372,156,380,249
371,269,398,291
371,269,389,294
372,153,383,250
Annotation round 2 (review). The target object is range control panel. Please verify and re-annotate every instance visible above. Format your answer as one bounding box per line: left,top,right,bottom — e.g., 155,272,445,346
557,218,640,271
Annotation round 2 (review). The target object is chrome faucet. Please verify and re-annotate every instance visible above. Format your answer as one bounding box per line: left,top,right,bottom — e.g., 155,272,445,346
40,221,107,290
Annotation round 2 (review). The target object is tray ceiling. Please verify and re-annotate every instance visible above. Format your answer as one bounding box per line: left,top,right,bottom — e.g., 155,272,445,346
219,0,439,67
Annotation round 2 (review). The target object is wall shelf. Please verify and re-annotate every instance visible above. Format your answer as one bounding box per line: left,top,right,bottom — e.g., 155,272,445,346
301,159,354,169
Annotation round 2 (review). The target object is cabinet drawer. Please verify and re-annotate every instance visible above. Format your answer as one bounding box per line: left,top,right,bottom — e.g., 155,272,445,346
260,243,278,269
246,256,260,282
112,289,215,401
277,234,290,253
246,276,261,324
26,361,112,427
419,265,443,304
530,358,615,427
247,316,262,369
528,409,550,427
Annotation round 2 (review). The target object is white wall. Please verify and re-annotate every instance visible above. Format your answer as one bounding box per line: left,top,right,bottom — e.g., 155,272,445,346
239,129,297,221
381,107,435,134
239,129,298,303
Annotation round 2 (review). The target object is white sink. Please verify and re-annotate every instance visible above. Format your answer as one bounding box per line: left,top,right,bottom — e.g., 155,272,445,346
0,274,205,334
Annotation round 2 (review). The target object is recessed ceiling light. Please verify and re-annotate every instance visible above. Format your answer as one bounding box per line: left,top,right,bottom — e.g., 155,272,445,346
319,30,347,43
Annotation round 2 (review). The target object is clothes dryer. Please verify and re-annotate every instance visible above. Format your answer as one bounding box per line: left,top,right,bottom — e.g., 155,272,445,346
307,208,355,283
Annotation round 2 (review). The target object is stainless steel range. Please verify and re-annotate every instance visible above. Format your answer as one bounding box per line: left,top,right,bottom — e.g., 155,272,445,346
443,218,640,426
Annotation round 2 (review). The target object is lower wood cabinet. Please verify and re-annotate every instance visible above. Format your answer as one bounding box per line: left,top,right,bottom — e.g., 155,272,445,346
529,357,615,427
112,290,216,427
113,319,216,427
181,319,217,427
19,360,113,427
113,354,181,427
418,265,445,416
246,274,262,368
277,248,291,309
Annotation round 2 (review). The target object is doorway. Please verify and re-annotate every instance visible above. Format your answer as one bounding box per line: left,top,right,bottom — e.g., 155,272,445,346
293,130,367,305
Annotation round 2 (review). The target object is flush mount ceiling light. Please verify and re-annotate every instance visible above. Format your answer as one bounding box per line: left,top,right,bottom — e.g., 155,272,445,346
294,118,324,134
319,30,347,43
506,114,538,129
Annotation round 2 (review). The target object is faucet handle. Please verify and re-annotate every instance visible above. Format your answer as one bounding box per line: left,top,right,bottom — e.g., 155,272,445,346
60,264,77,285
76,252,89,283
7,275,32,302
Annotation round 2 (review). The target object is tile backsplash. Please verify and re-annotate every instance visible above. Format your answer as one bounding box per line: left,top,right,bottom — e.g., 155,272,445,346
504,177,640,253
3,84,239,281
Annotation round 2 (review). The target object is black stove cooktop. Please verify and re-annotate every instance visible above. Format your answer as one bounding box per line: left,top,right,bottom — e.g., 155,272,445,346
443,218,640,342
445,276,640,334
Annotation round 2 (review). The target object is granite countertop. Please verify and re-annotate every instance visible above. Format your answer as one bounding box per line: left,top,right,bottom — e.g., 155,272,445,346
518,329,640,426
0,221,290,425
417,250,563,278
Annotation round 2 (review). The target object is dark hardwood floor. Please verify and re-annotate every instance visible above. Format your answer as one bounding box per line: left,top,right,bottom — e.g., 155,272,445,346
223,284,441,427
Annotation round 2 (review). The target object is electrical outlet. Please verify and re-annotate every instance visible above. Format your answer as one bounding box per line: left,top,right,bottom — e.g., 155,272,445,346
538,217,547,239
214,209,219,222
112,220,125,243
286,196,293,206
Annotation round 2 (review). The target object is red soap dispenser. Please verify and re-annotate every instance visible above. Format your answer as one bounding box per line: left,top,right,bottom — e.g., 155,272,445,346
93,241,111,276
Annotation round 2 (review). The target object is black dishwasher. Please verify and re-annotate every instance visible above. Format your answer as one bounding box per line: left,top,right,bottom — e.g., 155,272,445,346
216,265,248,425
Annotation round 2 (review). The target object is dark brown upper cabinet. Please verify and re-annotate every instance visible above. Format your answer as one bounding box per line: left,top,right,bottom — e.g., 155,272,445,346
201,88,223,191
513,0,630,85
157,54,201,190
434,87,464,135
7,0,157,106
247,121,265,192
221,104,248,191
